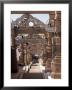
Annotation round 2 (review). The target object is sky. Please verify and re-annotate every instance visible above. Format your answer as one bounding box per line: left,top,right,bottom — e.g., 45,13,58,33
11,14,49,24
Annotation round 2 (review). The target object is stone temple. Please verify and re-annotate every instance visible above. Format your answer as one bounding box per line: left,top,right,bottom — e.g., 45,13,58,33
11,11,61,79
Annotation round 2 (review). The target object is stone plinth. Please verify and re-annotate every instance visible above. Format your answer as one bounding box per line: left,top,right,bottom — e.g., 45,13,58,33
45,58,52,73
51,55,61,79
51,72,61,79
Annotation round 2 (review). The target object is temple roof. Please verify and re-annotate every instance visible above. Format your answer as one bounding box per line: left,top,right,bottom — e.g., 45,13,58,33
11,14,45,29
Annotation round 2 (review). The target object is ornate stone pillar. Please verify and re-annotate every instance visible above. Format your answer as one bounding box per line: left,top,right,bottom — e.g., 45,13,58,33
26,46,32,65
44,12,55,73
47,33,52,58
45,33,52,73
23,43,32,72
23,43,27,66
48,11,55,28
18,43,25,65
51,55,61,79
42,46,48,66
51,11,61,79
11,47,18,73
11,26,18,73
51,35,61,78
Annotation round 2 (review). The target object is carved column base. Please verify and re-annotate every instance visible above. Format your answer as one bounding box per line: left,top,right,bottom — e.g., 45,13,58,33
51,55,61,79
51,72,61,79
45,58,51,72
43,57,47,66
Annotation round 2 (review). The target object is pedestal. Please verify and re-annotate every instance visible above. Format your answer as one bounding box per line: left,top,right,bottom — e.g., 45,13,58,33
51,55,61,79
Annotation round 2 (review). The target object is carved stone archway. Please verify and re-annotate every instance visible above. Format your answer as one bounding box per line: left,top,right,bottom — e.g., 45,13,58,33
11,13,48,73
11,12,61,79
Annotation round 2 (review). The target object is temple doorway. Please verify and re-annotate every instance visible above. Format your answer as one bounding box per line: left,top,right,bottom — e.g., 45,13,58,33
11,12,61,79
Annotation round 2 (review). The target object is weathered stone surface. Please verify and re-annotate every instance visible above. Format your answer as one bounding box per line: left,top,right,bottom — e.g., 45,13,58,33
45,58,52,72
11,11,61,79
11,47,18,73
51,55,61,79
11,14,45,29
51,72,61,79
